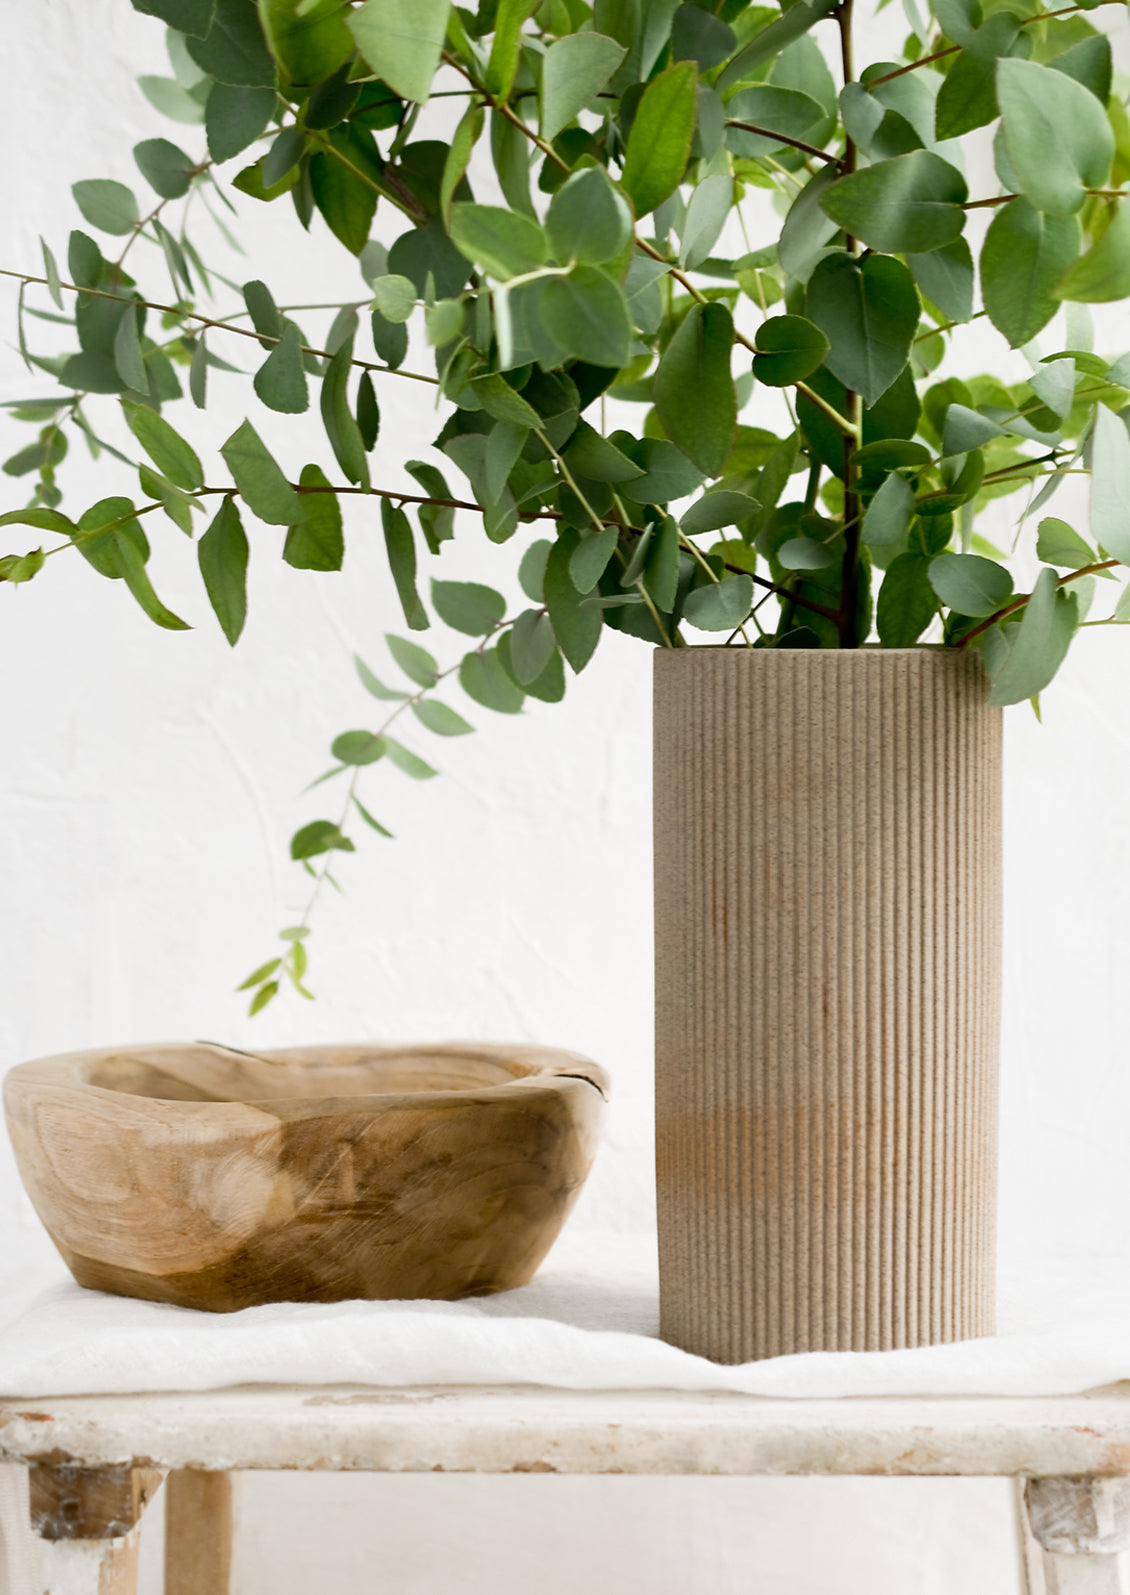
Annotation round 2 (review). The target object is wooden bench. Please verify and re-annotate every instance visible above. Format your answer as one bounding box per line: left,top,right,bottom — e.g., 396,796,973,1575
5,1383,1130,1593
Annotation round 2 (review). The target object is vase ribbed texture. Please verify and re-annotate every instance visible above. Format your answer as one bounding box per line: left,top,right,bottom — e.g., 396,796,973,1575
653,648,1002,1364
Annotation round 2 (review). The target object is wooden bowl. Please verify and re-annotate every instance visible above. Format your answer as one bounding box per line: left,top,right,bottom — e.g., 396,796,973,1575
3,1041,609,1312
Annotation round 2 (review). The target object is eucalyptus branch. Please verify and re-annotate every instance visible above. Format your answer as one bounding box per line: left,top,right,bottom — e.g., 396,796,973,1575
0,268,440,385
957,559,1121,647
724,121,844,167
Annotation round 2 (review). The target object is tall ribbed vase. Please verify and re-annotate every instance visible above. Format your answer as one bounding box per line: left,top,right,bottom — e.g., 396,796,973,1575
653,648,1002,1364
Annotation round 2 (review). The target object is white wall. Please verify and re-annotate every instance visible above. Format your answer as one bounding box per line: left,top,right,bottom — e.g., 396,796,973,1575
2,4,1129,1590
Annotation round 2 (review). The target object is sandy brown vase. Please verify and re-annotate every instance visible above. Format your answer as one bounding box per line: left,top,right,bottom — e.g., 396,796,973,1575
4,1040,608,1312
653,647,1002,1363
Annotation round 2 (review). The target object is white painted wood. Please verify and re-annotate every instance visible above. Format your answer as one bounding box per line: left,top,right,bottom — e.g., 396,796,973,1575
5,1386,1130,1479
40,1528,139,1595
1042,1553,1125,1595
1027,1478,1130,1556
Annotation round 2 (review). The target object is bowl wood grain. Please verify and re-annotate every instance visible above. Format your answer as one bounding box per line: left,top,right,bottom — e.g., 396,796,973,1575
3,1041,608,1312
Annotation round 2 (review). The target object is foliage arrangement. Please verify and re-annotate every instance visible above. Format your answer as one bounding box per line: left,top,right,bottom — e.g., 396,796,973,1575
4,0,1130,1009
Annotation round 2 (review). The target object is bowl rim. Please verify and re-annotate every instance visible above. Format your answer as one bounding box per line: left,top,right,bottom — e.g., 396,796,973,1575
3,1039,610,1118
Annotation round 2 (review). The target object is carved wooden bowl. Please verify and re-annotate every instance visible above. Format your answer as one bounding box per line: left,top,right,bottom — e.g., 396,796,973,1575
3,1041,609,1312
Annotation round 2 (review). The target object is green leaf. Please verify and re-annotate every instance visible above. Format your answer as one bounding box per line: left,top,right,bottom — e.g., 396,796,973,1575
717,0,839,89
291,819,355,859
1057,203,1130,304
113,307,148,392
206,82,277,163
563,422,642,485
41,239,63,310
942,404,1001,456
544,528,603,672
387,633,439,687
0,549,45,585
654,302,737,476
980,200,1080,347
431,578,506,635
876,552,938,646
928,552,1012,616
332,729,386,765
263,127,306,190
382,502,428,631
371,275,417,324
752,314,829,388
459,647,525,713
412,698,473,736
186,0,278,85
254,322,309,413
353,796,394,837
931,0,982,46
546,167,632,268
440,102,482,227
997,57,1114,217
622,60,698,219
309,130,379,255
726,85,828,162
1049,34,1112,104
449,204,548,281
133,137,195,200
383,735,438,779
540,32,626,144
644,514,679,611
258,0,353,83
806,252,919,409
320,339,369,488
778,536,834,571
671,1,735,68
1036,516,1094,570
139,74,206,124
72,180,139,237
538,267,632,368
906,238,974,324
238,957,281,991
284,463,343,570
1029,359,1076,421
569,527,619,593
519,540,552,603
679,491,761,535
1089,404,1130,566
116,534,192,631
777,165,839,282
190,337,208,408
248,981,279,1015
679,173,733,271
862,470,915,546
486,0,541,99
509,608,557,685
123,399,204,491
222,419,302,524
820,151,968,255
198,497,248,644
72,497,148,580
371,308,409,370
986,567,1079,705
347,0,451,103
131,0,216,37
682,574,755,632
356,654,408,700
425,299,465,347
933,12,1026,142
0,507,75,537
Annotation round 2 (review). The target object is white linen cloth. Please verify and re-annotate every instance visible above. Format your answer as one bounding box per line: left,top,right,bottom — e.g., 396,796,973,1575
2,1231,1130,1400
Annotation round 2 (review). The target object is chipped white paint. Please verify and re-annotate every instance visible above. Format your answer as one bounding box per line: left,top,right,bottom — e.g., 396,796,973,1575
39,1528,140,1595
5,1385,1130,1480
1043,1553,1126,1595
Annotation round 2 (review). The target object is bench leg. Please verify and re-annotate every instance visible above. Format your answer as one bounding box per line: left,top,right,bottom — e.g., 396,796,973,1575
165,1470,234,1595
1025,1477,1130,1595
29,1464,164,1595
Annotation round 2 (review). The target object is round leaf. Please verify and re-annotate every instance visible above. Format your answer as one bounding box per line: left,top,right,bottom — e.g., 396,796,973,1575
752,315,830,388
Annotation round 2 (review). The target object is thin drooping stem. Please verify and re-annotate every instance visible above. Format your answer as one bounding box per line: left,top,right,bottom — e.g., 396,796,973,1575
0,268,441,385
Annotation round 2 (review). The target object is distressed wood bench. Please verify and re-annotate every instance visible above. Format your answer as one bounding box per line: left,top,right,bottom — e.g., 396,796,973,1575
5,1383,1130,1594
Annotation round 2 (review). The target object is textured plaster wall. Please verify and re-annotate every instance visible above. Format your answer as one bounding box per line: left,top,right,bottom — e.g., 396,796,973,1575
0,5,1128,1591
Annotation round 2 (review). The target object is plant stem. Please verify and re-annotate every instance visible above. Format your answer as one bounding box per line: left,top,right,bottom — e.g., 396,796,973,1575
957,559,1120,647
724,120,844,167
0,268,441,385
